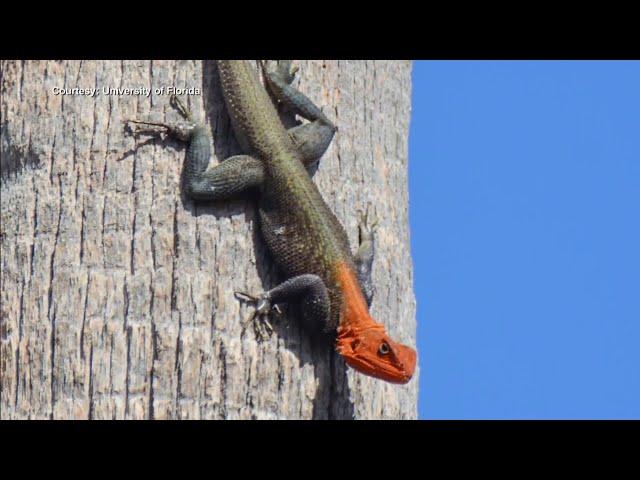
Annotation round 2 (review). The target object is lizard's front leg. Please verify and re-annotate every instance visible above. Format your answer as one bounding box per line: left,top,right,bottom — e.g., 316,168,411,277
261,61,337,169
235,274,331,339
354,209,379,307
125,94,265,201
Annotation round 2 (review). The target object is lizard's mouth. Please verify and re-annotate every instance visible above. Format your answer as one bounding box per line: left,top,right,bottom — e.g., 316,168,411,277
337,336,416,384
343,353,415,384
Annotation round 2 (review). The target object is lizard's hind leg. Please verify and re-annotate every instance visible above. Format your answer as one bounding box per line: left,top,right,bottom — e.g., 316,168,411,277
261,61,337,169
261,61,335,129
186,154,265,201
125,95,266,202
287,122,337,169
170,95,267,201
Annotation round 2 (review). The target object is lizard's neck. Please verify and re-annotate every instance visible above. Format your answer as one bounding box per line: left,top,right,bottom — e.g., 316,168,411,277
334,261,381,334
333,261,415,384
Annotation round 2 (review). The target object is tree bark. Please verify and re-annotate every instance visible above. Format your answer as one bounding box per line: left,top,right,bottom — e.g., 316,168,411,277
0,60,417,419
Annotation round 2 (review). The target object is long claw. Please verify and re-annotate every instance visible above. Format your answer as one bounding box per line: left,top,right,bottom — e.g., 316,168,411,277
370,215,379,232
262,316,274,335
170,94,191,120
259,60,269,78
358,207,378,238
124,119,172,138
235,291,257,302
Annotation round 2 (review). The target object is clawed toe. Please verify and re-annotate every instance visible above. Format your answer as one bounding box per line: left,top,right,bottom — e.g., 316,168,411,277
235,290,280,340
358,207,379,236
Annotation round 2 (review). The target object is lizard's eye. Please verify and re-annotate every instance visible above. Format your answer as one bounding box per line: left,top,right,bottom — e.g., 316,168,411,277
378,342,390,355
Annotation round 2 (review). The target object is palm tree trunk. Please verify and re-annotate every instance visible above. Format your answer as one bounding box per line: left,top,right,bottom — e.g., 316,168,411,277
0,60,417,419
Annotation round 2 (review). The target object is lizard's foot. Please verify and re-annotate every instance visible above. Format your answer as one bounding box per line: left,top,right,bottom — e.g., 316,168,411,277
124,119,171,136
356,207,379,307
261,60,298,85
124,95,196,141
358,207,379,241
124,118,196,142
277,60,298,84
124,100,197,142
234,291,282,341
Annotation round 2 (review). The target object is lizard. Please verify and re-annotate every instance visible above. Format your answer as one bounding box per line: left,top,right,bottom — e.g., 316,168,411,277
125,60,416,384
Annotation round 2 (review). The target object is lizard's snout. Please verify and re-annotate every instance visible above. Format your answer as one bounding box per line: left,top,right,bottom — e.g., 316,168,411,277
396,343,417,383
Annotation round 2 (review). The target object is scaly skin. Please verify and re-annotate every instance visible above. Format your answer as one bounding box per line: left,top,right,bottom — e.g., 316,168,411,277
217,61,416,384
127,61,416,384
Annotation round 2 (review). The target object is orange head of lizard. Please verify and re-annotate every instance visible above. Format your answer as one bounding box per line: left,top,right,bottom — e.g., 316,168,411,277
336,324,417,384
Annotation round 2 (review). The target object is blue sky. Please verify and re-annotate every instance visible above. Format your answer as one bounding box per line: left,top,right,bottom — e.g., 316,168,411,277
409,61,640,419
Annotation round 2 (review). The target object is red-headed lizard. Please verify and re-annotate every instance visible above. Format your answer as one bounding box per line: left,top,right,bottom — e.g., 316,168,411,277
126,61,416,384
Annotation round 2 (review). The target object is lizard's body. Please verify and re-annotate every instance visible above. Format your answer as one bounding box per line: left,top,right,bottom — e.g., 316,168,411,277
127,60,416,384
218,61,354,331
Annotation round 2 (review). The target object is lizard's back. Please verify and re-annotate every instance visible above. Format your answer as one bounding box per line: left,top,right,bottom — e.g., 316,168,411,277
217,60,356,327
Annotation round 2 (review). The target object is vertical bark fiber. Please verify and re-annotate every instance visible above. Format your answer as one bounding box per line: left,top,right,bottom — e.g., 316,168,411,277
1,60,417,419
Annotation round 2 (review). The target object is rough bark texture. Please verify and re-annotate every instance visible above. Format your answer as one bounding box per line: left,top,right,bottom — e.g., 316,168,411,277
0,60,417,419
